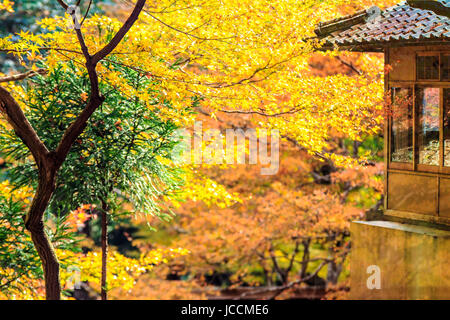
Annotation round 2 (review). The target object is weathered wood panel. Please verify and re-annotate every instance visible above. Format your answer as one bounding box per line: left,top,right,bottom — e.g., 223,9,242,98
389,47,416,81
388,46,450,82
387,172,437,215
440,178,450,218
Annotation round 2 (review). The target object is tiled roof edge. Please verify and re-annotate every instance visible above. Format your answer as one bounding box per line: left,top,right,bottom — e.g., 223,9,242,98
407,0,450,18
314,6,381,37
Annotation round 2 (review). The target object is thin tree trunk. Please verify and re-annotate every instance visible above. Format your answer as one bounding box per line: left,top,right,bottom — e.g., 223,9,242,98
100,200,109,300
326,234,348,285
300,239,310,279
326,259,343,285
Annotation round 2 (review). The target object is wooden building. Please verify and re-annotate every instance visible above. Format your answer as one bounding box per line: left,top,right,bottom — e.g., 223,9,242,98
316,0,450,299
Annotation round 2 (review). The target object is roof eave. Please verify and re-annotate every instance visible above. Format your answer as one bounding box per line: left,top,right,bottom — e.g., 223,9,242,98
318,38,450,53
406,0,450,18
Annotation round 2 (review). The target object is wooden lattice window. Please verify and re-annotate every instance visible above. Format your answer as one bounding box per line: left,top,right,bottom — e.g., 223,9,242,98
417,55,440,80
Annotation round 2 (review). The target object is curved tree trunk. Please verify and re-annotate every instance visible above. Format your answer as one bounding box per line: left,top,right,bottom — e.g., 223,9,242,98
25,166,60,300
28,224,61,299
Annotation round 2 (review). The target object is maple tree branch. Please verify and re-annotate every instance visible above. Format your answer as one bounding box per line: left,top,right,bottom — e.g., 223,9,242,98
209,61,273,88
0,68,47,83
80,0,93,26
91,0,147,65
121,0,234,42
55,0,147,166
0,88,60,301
142,9,234,42
335,56,362,75
341,185,359,204
56,0,69,10
54,93,104,167
0,270,29,289
197,107,330,165
75,28,91,60
102,56,283,90
129,0,201,14
0,47,83,55
219,107,301,117
284,135,330,162
299,239,310,278
0,86,49,169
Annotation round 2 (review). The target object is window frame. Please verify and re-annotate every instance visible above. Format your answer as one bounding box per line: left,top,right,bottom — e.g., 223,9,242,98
416,52,450,82
388,85,414,171
415,85,442,173
389,84,450,174
416,52,441,81
388,51,450,175
443,88,450,173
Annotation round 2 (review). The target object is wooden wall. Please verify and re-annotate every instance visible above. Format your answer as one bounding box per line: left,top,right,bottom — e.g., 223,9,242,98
388,45,450,81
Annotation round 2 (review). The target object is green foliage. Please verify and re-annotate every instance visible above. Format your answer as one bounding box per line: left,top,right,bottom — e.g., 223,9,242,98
1,60,187,223
0,194,41,295
343,135,384,162
0,193,80,298
0,59,191,297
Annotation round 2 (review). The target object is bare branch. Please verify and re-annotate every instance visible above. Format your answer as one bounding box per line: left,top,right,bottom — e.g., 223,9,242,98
0,69,47,83
75,28,91,60
335,56,362,75
0,86,49,168
56,0,69,10
54,91,104,167
80,0,93,26
0,47,83,55
54,0,147,166
91,0,147,64
219,107,301,117
143,10,233,42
